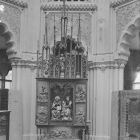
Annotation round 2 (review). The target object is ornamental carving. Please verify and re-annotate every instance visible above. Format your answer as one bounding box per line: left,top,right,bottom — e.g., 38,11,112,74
116,0,140,42
36,105,48,124
38,40,88,79
37,86,48,103
75,84,86,102
36,1,88,136
1,0,27,8
50,83,73,121
44,13,91,53
88,60,126,70
110,0,134,8
75,109,85,125
48,127,72,138
41,3,96,11
116,91,140,138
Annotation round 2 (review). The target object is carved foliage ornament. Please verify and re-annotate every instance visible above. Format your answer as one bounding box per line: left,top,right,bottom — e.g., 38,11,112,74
110,0,135,8
88,61,126,70
0,0,27,8
41,3,97,11
45,13,91,52
75,110,85,125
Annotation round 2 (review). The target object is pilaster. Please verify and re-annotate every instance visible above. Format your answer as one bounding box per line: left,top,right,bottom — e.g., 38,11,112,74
95,0,111,54
21,0,40,54
88,57,127,140
9,59,37,140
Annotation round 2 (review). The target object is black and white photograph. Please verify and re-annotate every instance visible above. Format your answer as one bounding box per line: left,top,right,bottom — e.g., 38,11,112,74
0,0,140,140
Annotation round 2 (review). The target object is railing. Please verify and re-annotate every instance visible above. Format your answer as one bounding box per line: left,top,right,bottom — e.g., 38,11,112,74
0,111,10,140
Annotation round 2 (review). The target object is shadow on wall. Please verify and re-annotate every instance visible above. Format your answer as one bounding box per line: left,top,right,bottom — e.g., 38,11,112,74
124,50,140,90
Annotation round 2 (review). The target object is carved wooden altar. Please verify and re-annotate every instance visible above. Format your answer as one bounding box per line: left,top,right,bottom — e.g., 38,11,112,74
36,32,88,140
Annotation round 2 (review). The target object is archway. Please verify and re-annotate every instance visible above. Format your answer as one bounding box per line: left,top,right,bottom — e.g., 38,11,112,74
0,22,16,90
118,15,140,57
0,21,15,140
118,16,140,90
0,22,16,57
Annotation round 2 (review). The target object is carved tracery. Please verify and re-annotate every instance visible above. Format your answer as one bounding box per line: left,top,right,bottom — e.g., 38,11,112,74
36,0,88,139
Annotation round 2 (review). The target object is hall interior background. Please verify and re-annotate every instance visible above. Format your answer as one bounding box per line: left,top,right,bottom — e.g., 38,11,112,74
0,0,140,140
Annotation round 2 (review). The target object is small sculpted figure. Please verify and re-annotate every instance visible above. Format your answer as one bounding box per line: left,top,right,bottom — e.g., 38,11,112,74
61,96,72,120
51,96,62,120
38,86,48,102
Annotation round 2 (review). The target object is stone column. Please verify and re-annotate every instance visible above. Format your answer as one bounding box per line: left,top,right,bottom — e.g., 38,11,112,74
88,59,126,140
9,59,23,140
9,59,37,140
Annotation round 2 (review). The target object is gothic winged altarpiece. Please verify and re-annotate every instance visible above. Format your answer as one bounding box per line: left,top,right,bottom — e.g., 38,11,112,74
36,1,88,139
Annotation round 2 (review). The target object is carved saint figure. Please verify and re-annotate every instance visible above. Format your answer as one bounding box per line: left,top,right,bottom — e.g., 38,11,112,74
38,86,48,103
61,96,72,120
76,86,86,102
51,96,62,120
40,132,47,140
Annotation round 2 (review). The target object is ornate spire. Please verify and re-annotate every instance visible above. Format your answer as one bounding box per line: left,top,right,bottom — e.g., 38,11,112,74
77,13,81,43
37,0,88,79
61,0,68,42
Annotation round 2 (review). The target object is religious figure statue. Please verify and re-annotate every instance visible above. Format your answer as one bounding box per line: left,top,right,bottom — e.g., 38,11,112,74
61,96,72,120
40,132,47,140
51,96,62,120
76,86,86,102
38,86,48,103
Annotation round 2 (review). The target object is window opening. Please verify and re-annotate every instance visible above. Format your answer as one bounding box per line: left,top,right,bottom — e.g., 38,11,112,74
0,49,12,110
133,70,140,89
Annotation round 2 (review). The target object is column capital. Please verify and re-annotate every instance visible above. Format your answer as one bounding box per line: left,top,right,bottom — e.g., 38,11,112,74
10,58,37,70
88,59,127,71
